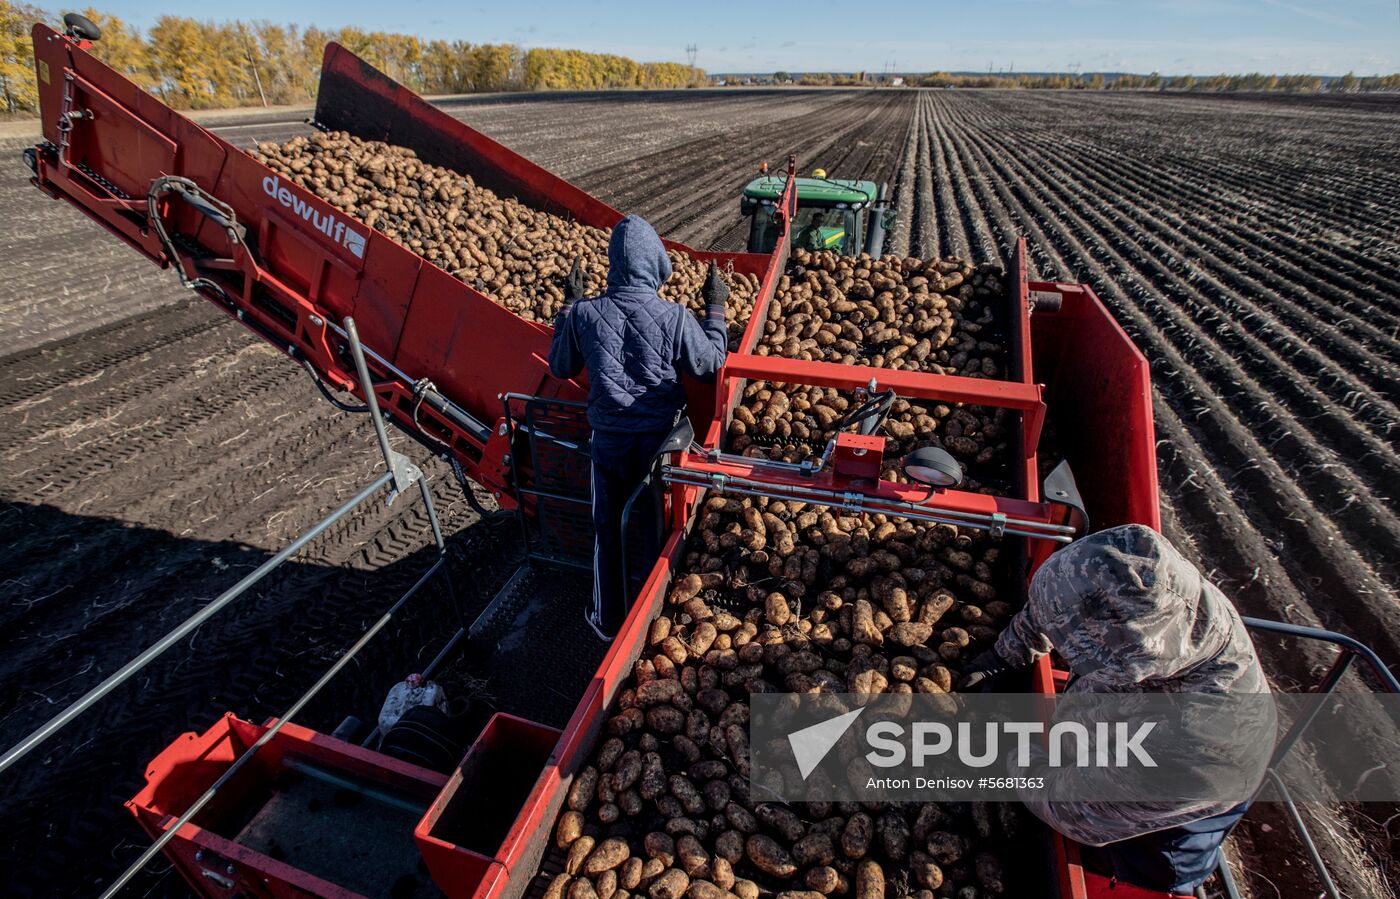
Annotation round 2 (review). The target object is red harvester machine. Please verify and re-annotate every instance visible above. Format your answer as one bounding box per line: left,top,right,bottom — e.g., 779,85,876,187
19,17,1179,899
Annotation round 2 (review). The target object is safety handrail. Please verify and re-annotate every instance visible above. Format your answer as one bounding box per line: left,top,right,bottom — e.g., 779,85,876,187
1212,618,1400,899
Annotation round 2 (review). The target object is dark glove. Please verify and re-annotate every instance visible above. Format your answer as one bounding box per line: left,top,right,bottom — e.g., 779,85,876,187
702,261,730,313
563,258,587,304
957,648,1013,693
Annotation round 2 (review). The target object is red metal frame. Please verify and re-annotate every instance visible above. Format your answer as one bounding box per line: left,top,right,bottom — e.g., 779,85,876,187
127,714,447,898
415,714,563,899
27,26,783,509
670,451,1067,531
31,23,1167,899
714,354,1047,460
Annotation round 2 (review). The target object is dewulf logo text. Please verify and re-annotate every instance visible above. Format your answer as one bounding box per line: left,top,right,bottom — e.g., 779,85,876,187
262,175,367,259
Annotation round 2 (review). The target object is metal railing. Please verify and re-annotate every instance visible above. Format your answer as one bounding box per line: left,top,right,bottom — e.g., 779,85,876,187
0,316,464,897
1212,618,1400,899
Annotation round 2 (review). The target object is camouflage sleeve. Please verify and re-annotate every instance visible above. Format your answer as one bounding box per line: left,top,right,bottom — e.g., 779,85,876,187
1009,729,1229,845
994,601,1054,667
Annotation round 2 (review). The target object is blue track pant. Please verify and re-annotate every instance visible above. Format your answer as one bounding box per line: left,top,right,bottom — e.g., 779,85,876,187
590,428,669,635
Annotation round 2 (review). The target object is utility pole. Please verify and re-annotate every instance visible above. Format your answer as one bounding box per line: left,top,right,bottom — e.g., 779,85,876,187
241,25,268,107
686,44,698,70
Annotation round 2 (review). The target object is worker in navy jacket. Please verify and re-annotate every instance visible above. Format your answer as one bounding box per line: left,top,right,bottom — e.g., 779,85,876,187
549,214,729,639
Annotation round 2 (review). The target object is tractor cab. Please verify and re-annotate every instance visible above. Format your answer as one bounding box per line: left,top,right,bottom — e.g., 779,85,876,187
740,168,892,257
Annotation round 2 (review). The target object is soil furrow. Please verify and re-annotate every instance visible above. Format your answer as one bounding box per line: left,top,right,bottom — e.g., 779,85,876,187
942,105,1400,665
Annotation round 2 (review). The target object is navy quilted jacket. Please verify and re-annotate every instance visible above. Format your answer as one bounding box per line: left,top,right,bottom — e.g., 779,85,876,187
549,215,728,432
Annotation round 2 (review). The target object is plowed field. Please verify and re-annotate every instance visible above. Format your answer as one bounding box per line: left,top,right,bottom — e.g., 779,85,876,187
1,87,1396,897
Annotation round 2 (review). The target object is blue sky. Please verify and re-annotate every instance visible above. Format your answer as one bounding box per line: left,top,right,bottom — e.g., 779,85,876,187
102,0,1399,75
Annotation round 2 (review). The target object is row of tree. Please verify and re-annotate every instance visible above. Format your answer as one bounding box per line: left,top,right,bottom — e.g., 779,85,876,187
0,2,704,115
911,70,1399,92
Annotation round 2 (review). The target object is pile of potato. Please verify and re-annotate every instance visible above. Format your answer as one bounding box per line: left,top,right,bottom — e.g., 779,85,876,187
756,249,1006,377
731,249,1013,488
727,382,1012,490
542,245,1030,899
253,131,758,347
545,495,1022,899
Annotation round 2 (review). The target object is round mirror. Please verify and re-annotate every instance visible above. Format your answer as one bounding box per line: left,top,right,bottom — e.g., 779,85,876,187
902,446,963,488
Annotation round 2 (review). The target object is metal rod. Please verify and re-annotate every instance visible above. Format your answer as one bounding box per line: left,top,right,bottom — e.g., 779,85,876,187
281,757,429,816
1269,651,1354,767
0,470,394,779
664,467,1076,533
1263,770,1342,899
662,471,1074,541
326,318,491,444
421,627,466,680
1214,850,1243,899
1243,617,1400,693
419,476,446,551
344,317,399,490
516,485,594,506
99,552,448,899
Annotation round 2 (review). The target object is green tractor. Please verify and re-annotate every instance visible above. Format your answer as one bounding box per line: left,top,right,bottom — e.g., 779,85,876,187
740,166,894,257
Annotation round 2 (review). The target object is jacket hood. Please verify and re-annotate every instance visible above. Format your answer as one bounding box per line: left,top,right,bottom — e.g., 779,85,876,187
1030,524,1236,688
606,214,672,295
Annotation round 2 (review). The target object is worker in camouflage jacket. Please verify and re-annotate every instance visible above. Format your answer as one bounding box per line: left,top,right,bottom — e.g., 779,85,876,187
549,214,729,640
959,524,1275,894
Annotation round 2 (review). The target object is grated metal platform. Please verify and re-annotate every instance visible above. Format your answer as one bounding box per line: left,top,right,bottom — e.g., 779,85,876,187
463,563,607,730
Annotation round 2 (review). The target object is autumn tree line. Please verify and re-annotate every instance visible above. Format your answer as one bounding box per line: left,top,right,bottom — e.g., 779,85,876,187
779,70,1399,92
911,70,1400,91
0,2,703,115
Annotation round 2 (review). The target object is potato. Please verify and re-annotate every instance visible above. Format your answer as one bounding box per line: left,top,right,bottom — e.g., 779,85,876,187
585,838,631,875
714,829,745,863
709,856,735,890
975,852,1006,894
744,834,797,878
640,752,669,799
638,679,685,707
644,832,677,866
805,866,844,895
732,881,759,899
887,622,933,647
647,705,686,734
568,836,597,875
725,803,758,834
925,832,967,866
556,810,585,848
561,879,596,899
621,858,645,890
686,882,731,899
568,767,600,812
841,812,873,858
764,592,793,626
545,874,573,899
792,832,836,867
908,851,944,890
874,813,908,862
755,803,806,842
856,859,885,899
650,869,690,899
